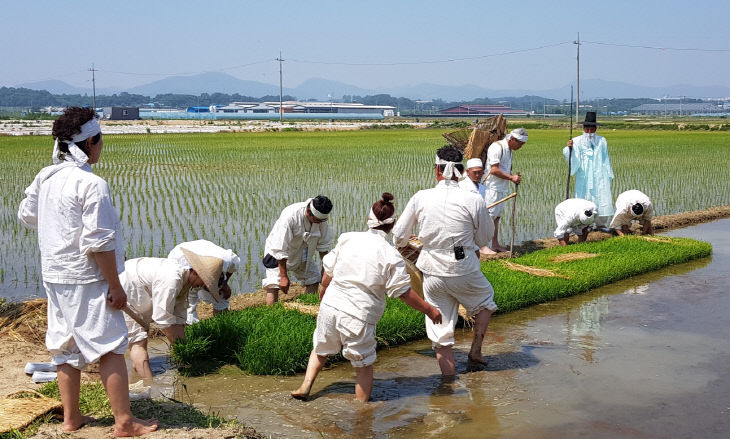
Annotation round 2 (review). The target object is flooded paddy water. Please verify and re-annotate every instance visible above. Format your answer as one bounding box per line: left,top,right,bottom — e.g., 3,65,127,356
163,219,730,438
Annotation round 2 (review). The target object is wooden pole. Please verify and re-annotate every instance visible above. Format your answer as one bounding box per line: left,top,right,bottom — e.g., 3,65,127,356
567,86,574,200
509,174,520,257
486,192,517,209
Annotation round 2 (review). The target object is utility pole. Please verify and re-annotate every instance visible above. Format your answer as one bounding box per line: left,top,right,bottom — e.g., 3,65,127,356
88,63,98,110
574,33,580,122
276,52,284,122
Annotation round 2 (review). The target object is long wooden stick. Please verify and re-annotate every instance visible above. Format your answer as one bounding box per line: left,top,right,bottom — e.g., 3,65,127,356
510,175,520,256
566,86,573,200
122,304,149,332
487,192,517,209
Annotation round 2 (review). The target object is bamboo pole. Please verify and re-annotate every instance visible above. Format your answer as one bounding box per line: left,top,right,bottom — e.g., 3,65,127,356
487,192,517,209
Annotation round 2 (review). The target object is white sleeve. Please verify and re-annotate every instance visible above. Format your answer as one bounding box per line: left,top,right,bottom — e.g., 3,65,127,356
266,215,294,260
321,239,341,276
385,258,411,299
392,195,418,248
473,197,493,248
316,224,335,253
151,273,187,328
79,179,120,255
18,175,40,230
487,142,502,166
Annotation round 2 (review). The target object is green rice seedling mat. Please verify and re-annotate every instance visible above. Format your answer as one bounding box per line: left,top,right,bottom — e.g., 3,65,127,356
172,236,711,376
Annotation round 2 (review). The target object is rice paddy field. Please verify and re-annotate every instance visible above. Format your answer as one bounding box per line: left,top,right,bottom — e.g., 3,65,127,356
0,128,729,299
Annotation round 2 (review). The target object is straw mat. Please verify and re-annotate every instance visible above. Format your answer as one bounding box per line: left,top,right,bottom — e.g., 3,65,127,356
0,391,61,433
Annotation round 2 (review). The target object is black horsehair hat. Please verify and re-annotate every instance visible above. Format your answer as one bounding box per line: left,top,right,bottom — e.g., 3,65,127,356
580,111,600,127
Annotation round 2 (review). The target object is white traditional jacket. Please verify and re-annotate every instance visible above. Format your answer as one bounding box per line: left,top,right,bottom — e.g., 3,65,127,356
120,257,190,328
392,179,493,277
610,190,653,229
18,162,125,283
264,199,334,273
554,198,598,237
321,229,411,325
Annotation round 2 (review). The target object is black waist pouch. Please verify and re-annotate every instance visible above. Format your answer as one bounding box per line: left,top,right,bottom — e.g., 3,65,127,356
262,253,279,269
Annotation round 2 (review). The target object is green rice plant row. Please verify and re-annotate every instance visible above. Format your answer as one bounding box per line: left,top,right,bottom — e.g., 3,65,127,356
171,236,711,376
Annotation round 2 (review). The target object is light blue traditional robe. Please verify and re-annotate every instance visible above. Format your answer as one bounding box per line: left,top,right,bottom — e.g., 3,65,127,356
563,133,614,219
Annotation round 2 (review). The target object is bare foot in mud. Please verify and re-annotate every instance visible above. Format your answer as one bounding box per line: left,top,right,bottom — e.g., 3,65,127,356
479,246,497,255
290,389,310,401
62,415,96,432
493,244,509,253
113,417,158,437
467,355,488,365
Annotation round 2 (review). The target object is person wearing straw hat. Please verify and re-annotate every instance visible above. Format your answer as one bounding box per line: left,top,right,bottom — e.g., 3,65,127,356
291,193,441,402
119,249,225,380
610,190,654,236
17,107,157,435
554,198,598,246
167,239,241,324
392,145,497,377
484,128,527,252
563,112,614,231
262,195,334,305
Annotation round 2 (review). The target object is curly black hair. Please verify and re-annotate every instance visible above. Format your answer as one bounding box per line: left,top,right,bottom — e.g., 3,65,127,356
436,145,464,173
52,107,100,156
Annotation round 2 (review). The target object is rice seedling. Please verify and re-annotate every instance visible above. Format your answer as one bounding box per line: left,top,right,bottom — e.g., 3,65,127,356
171,236,711,376
0,129,727,300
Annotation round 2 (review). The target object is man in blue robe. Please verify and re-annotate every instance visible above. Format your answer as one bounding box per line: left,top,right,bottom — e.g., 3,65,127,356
563,112,614,229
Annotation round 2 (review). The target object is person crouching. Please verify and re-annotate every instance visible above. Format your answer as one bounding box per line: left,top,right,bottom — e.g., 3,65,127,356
120,249,225,380
610,190,654,236
554,198,598,246
291,193,442,402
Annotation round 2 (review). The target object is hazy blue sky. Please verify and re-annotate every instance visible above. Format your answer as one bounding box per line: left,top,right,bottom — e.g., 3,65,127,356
2,0,727,92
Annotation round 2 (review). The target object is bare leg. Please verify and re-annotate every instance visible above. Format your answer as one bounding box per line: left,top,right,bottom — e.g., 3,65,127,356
578,228,589,243
620,225,631,236
99,352,158,437
129,340,153,380
266,287,279,306
304,283,319,294
435,345,456,377
641,220,653,235
291,350,328,400
468,308,494,364
57,364,95,432
559,233,570,246
478,245,497,256
354,365,374,402
491,217,507,252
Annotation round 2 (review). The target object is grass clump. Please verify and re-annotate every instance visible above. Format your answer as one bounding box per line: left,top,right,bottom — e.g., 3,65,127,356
172,236,711,376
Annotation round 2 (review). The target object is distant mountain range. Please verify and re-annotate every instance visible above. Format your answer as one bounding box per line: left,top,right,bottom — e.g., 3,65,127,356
14,72,730,100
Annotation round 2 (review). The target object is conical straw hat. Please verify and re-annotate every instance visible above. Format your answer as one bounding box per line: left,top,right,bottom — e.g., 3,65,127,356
181,248,223,302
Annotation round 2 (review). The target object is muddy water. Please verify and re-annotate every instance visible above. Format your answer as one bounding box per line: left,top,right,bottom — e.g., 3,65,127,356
170,219,730,438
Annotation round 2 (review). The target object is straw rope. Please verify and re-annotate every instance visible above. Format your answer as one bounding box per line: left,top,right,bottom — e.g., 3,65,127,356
0,391,61,433
550,252,599,263
503,261,569,279
282,302,320,316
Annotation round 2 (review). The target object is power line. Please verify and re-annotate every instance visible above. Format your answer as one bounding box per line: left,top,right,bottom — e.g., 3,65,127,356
288,41,573,66
582,40,730,52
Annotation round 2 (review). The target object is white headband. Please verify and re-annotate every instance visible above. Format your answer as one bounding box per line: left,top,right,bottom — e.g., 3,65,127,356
435,155,463,180
51,118,101,165
309,201,329,220
465,158,483,169
367,208,395,229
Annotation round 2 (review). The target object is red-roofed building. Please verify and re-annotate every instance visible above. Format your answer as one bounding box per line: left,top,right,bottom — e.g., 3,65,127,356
440,104,525,115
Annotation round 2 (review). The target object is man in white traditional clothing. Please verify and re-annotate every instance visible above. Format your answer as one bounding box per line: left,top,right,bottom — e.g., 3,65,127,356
167,240,241,324
291,193,442,402
120,245,231,380
392,145,498,377
484,128,527,252
554,198,598,246
18,107,157,436
610,190,654,236
459,158,486,198
262,195,334,305
563,112,614,230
